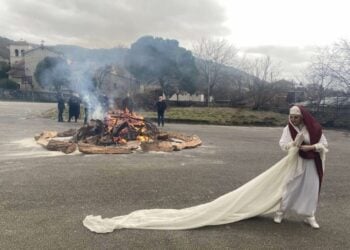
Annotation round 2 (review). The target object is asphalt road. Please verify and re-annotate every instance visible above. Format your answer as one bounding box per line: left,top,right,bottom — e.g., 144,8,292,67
0,101,349,249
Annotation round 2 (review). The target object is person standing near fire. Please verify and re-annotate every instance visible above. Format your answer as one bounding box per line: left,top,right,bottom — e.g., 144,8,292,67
83,99,89,125
155,95,167,127
57,94,65,122
68,94,81,123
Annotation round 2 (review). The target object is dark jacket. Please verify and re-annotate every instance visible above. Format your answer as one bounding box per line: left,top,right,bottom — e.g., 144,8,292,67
58,98,65,111
156,100,167,113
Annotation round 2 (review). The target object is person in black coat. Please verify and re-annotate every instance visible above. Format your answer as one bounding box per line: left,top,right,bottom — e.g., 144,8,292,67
155,96,167,127
68,95,81,122
57,94,65,122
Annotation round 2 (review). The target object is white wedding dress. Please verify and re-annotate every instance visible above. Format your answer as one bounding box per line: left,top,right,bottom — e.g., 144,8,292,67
83,143,326,233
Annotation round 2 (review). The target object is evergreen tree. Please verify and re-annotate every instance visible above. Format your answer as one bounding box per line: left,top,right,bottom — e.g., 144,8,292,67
125,36,198,97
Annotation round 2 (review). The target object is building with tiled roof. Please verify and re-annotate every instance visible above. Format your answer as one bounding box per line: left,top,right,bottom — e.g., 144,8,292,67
23,44,63,90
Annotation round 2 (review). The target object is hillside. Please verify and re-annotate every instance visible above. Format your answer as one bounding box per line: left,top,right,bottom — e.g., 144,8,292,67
0,36,13,59
0,35,252,89
0,36,127,65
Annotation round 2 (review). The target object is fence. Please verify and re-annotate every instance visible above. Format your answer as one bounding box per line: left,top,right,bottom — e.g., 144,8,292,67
2,89,349,130
307,104,350,129
0,89,58,102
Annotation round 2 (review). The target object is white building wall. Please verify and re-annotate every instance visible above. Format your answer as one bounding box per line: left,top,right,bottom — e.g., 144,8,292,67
169,93,205,102
24,48,62,90
9,44,32,66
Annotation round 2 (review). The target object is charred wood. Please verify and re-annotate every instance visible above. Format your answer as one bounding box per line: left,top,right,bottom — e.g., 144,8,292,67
57,129,77,137
46,140,77,154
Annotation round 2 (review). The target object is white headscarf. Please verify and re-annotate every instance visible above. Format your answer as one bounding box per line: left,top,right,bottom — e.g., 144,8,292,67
289,106,304,132
289,106,302,116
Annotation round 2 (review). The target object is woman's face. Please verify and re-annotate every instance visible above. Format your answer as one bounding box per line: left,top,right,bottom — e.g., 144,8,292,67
290,114,303,126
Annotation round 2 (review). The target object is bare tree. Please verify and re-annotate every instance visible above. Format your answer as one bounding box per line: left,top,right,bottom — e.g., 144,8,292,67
305,46,335,112
192,38,238,106
242,56,282,110
305,39,350,110
328,39,350,92
93,65,114,90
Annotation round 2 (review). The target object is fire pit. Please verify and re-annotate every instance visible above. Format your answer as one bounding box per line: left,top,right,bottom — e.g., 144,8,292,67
35,110,202,154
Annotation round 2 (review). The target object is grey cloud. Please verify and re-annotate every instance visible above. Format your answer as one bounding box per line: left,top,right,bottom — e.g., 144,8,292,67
240,45,317,79
242,46,315,64
1,0,229,48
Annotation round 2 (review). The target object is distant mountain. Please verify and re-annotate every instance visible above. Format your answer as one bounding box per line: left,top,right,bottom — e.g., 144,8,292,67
0,36,127,65
0,35,252,86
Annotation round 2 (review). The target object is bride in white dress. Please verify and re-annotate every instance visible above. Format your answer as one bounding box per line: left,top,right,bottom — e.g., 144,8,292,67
83,106,328,233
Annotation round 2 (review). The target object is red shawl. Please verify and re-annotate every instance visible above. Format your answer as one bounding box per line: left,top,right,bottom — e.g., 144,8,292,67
288,105,323,191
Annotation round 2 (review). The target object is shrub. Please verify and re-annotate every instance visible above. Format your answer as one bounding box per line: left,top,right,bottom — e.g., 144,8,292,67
0,79,20,90
0,61,10,79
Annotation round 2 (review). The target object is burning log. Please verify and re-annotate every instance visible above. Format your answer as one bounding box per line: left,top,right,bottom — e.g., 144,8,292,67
72,120,104,143
156,132,169,140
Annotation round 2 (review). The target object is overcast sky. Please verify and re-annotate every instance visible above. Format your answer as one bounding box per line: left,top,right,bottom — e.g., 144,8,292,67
0,0,349,79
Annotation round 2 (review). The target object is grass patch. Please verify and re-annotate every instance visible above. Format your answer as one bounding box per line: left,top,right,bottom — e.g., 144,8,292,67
141,107,287,126
41,107,288,126
41,106,350,129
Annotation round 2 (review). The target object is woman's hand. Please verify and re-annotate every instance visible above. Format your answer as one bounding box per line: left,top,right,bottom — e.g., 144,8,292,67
293,133,304,147
299,145,315,152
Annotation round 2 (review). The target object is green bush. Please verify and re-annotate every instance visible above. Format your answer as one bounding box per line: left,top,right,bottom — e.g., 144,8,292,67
0,62,10,79
0,79,20,90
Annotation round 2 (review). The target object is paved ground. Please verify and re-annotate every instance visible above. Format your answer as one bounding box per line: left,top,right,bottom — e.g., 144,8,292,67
0,101,349,250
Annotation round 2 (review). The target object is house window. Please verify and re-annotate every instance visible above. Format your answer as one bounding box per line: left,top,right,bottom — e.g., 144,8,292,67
15,49,19,56
21,50,25,56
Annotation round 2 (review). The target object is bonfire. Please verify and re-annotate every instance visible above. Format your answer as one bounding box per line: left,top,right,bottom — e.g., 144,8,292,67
35,109,202,154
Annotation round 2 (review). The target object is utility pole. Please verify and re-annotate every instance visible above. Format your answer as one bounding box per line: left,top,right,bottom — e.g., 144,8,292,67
292,80,296,104
207,71,210,107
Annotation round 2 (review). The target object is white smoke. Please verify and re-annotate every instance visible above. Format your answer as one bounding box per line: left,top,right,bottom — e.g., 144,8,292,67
68,61,107,120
